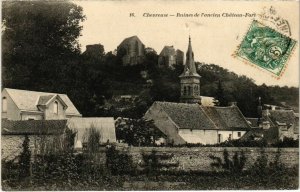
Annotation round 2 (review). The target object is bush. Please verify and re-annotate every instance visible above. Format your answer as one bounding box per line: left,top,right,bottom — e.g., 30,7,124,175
142,150,160,175
251,148,269,176
33,152,82,180
2,159,19,180
106,145,136,175
171,139,268,148
272,137,299,148
86,125,101,153
209,149,246,173
250,147,288,177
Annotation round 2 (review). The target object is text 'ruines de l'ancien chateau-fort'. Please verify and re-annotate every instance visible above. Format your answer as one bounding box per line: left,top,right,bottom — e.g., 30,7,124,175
139,12,256,18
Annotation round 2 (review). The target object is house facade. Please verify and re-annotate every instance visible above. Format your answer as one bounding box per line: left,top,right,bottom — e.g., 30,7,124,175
117,36,145,66
2,88,82,120
144,37,250,145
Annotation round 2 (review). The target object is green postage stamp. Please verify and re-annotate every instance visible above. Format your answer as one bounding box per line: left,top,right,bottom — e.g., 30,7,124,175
235,20,296,77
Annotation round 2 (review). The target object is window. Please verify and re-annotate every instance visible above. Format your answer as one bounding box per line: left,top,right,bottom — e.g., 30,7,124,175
183,86,187,95
28,118,35,121
53,101,58,114
188,86,191,95
194,85,199,95
2,97,7,112
237,132,241,137
229,134,232,140
218,134,222,143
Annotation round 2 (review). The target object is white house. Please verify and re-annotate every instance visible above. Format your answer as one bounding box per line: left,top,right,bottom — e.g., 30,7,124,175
144,102,250,145
2,88,82,120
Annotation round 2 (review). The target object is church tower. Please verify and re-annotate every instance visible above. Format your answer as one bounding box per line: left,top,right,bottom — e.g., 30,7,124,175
179,36,201,104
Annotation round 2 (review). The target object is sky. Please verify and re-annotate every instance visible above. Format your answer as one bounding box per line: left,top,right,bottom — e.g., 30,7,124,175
76,1,299,87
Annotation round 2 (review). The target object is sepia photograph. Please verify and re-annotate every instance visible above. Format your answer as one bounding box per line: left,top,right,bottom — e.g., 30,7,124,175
1,0,299,190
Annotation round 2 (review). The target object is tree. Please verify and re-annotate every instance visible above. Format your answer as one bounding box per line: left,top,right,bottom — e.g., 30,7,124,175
2,1,85,90
86,125,101,153
19,135,31,179
115,118,166,146
214,80,228,106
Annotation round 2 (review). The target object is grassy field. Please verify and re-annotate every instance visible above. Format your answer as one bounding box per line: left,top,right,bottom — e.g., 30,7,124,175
2,170,298,190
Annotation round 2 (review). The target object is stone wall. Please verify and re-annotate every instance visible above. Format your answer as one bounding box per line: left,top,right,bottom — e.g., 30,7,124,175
2,135,64,162
123,147,299,171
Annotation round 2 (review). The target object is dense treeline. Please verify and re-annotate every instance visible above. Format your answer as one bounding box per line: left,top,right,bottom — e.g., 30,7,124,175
2,1,298,119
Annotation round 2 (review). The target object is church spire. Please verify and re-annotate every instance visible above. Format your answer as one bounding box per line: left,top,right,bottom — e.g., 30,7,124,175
180,36,199,77
179,36,201,104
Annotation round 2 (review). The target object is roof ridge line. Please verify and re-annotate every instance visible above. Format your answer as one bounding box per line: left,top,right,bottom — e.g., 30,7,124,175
232,106,252,128
4,88,21,111
5,88,67,95
156,103,180,129
204,106,229,130
198,105,219,129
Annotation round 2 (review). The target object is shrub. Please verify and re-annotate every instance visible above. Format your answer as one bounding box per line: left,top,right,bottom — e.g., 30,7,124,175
142,149,160,175
251,148,269,176
172,139,268,148
250,147,288,177
33,152,82,180
269,148,285,173
106,145,135,175
272,137,299,148
19,135,31,179
64,128,77,152
2,159,19,180
87,124,101,153
209,149,247,173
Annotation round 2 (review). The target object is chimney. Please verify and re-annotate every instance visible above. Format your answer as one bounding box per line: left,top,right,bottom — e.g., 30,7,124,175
257,97,263,126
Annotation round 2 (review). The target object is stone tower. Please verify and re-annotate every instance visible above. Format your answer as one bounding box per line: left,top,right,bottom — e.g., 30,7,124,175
179,36,201,104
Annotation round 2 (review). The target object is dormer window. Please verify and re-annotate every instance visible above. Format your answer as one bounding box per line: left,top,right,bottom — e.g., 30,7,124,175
53,101,58,114
2,97,7,112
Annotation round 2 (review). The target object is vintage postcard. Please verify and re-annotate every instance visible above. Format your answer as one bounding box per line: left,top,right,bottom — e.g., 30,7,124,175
1,0,299,190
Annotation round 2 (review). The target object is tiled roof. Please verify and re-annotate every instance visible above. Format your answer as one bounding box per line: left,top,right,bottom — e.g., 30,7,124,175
2,119,67,135
4,88,81,116
204,106,251,130
246,118,259,127
154,102,250,130
266,110,298,134
155,102,217,130
268,110,296,125
240,128,265,141
202,106,228,129
245,117,276,128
